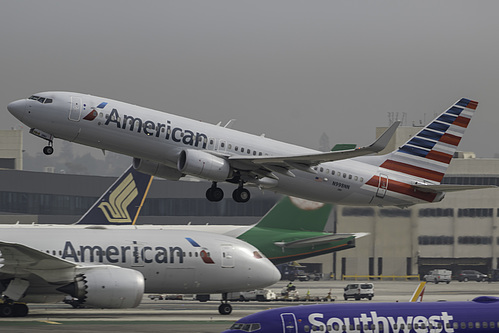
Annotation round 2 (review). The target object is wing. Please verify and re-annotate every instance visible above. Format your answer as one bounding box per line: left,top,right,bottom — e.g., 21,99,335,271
0,241,76,283
228,121,400,178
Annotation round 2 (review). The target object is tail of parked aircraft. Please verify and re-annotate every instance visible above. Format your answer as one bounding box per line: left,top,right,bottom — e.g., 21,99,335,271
380,98,478,184
75,165,153,225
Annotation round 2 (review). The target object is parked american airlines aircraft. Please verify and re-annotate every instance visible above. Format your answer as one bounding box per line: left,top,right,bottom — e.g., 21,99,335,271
0,172,280,317
223,295,499,333
7,93,489,206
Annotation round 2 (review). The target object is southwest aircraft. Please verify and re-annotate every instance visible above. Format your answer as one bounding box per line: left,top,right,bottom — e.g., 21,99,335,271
223,295,499,333
0,171,280,317
8,93,490,206
76,164,365,264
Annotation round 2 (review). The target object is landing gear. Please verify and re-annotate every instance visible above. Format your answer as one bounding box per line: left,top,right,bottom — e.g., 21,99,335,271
206,181,251,203
218,292,232,315
0,302,29,317
206,182,224,202
232,187,250,203
43,144,54,155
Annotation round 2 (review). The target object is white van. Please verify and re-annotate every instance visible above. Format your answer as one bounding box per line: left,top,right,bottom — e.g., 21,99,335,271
423,269,452,284
343,283,374,300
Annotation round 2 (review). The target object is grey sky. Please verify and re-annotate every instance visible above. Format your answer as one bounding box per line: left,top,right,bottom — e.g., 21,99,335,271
2,1,499,166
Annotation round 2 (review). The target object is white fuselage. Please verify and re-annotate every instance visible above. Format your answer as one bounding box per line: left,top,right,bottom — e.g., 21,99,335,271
7,91,443,206
0,224,280,295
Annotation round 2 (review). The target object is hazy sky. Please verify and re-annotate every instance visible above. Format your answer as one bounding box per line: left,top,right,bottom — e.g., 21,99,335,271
2,1,499,167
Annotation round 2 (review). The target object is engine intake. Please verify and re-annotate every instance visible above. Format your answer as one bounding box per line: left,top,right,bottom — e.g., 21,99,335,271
177,149,231,181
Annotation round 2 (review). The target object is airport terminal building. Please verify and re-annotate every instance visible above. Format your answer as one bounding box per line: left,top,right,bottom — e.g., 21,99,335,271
2,128,499,280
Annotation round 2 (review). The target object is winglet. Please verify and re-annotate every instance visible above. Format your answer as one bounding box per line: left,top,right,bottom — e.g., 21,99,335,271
75,165,153,225
368,120,400,153
409,281,426,302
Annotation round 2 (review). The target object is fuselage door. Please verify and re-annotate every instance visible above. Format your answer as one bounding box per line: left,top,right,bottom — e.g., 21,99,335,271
69,97,82,121
221,245,234,268
281,313,298,333
376,173,389,198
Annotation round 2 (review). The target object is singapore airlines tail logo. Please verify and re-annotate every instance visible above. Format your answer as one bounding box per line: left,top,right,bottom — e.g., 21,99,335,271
98,173,138,223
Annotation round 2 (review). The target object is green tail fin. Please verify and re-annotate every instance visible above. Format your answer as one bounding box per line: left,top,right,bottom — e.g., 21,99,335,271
254,197,333,232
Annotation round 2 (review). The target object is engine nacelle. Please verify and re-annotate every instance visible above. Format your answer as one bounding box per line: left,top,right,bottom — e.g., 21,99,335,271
177,149,231,181
133,158,183,181
58,266,144,309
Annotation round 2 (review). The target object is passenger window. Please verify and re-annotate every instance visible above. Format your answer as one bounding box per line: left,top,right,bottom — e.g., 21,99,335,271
320,167,324,172
259,152,262,156
253,151,256,155
304,325,310,332
235,146,238,151
247,149,250,154
228,144,232,149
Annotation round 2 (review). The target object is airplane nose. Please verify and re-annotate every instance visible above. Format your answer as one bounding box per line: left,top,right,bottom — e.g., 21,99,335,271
7,99,26,122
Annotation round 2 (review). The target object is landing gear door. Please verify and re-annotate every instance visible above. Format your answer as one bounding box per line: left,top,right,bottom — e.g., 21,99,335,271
281,313,298,333
221,245,234,268
69,97,82,121
376,173,388,198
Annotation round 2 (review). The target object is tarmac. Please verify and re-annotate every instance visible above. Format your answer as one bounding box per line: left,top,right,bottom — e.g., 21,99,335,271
3,279,499,333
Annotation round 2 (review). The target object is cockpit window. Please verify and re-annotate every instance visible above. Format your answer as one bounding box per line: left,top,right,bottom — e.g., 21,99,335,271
28,95,53,104
229,323,261,332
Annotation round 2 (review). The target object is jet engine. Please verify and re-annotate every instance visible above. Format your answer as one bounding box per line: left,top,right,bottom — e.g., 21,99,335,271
177,149,231,181
57,266,144,308
133,158,183,181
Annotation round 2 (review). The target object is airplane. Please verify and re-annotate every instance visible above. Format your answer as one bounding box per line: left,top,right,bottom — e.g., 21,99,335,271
0,171,280,317
7,93,492,206
75,164,365,264
223,295,499,333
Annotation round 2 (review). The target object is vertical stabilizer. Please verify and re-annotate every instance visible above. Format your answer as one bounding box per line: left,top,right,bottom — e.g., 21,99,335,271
75,165,153,225
252,196,333,232
379,98,478,184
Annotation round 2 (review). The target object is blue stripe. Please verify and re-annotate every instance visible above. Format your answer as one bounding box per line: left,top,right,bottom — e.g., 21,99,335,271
97,102,108,109
456,98,471,108
447,106,463,116
417,129,443,141
437,114,457,125
407,137,437,150
398,145,429,158
185,237,201,247
428,121,450,132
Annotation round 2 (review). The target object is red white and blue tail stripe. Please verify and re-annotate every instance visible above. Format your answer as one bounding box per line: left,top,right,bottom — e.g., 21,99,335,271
381,98,477,183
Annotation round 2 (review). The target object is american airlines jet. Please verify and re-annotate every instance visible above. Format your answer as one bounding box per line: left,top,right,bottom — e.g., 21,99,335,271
7,93,490,206
0,170,280,317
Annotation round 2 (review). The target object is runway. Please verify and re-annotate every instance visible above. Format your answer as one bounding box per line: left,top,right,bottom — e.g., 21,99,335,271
3,280,499,333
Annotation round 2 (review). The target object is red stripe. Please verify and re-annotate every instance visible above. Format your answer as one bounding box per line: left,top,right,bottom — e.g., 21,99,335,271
453,116,471,128
439,133,461,146
380,160,444,182
466,100,478,110
366,176,438,202
426,150,453,164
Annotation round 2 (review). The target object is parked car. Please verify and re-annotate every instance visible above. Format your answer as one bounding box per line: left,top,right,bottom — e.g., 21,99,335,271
455,270,487,282
423,269,451,284
343,283,374,300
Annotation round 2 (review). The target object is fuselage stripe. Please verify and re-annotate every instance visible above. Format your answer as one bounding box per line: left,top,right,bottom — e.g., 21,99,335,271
380,159,444,182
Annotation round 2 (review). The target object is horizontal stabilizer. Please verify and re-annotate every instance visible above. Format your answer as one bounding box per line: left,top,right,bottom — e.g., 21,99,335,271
412,184,497,194
274,232,368,249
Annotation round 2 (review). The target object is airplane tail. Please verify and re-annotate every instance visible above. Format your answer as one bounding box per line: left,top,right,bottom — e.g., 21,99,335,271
409,281,426,302
378,98,478,184
75,165,153,225
253,196,333,232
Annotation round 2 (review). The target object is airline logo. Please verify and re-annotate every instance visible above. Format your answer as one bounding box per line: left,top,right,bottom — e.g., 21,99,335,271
83,102,107,121
366,98,478,202
186,237,215,264
98,173,138,223
309,310,455,333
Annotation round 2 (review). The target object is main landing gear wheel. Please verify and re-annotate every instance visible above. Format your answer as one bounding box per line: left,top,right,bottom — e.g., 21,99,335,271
43,145,54,155
218,302,232,315
232,187,250,203
0,303,28,317
206,182,224,202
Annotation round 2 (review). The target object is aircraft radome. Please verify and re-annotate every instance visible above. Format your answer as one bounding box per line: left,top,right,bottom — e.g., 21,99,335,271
8,93,493,206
